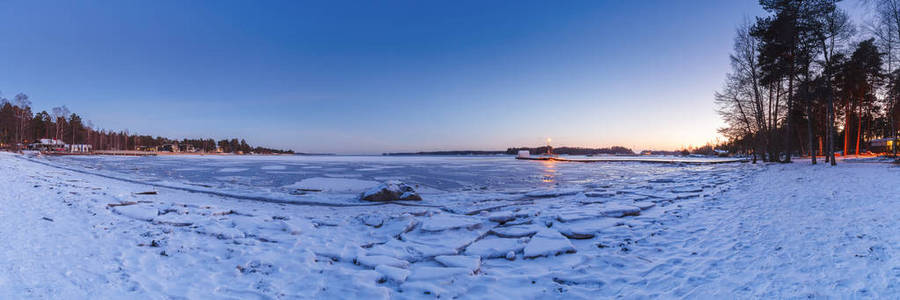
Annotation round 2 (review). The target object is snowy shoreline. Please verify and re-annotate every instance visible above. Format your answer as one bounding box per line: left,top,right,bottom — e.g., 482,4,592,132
1,152,897,298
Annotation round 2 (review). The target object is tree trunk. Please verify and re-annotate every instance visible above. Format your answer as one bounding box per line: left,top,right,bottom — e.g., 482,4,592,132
855,100,862,155
893,95,898,157
843,102,850,156
806,90,816,164
827,92,837,165
784,74,795,162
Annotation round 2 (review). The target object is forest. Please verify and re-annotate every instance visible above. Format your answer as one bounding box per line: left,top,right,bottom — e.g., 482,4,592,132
0,97,293,154
716,0,900,164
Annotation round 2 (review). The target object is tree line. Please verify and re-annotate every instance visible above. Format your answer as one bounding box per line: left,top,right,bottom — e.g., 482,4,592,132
716,0,900,165
0,95,293,154
505,146,635,155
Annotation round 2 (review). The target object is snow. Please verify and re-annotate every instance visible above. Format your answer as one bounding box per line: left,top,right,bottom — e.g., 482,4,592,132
375,265,410,283
3,152,900,298
260,165,286,170
111,204,159,221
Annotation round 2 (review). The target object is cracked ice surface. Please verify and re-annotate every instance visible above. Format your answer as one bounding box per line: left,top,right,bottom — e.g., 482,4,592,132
7,154,895,298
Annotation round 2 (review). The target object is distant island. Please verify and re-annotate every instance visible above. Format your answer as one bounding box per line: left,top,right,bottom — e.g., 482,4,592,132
384,146,636,156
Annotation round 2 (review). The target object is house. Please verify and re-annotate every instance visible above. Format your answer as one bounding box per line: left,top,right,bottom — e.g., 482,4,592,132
29,139,66,151
39,139,65,145
868,138,895,153
160,144,179,152
178,144,196,153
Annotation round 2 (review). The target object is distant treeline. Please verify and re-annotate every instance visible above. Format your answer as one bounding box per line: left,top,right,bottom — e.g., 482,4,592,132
0,95,293,154
506,146,635,155
383,146,637,156
383,150,506,156
641,150,688,156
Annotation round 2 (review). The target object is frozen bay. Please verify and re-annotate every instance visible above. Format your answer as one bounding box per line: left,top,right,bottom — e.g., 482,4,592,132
2,153,898,298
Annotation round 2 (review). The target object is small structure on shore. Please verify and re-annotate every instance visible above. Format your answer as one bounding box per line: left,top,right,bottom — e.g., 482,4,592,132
868,138,895,153
517,150,531,158
66,144,92,153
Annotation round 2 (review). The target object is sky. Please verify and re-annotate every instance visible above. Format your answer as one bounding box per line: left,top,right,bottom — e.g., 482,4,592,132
0,0,845,154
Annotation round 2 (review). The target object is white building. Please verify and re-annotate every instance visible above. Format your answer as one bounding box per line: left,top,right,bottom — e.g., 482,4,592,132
39,139,65,146
29,139,66,151
66,144,93,153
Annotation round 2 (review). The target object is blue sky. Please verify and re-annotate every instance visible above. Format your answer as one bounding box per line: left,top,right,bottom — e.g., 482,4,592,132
0,1,803,154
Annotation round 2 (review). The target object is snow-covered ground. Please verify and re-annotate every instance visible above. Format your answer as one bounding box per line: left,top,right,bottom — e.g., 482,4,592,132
0,152,898,298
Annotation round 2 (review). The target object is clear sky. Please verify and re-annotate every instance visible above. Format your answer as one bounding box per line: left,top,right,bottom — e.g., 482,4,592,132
0,1,785,154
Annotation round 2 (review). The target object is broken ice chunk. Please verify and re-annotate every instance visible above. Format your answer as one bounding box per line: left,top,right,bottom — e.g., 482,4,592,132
598,203,641,217
406,266,472,282
486,211,516,223
491,223,543,238
554,218,623,239
376,265,410,283
523,229,576,258
584,191,616,198
464,236,527,258
525,188,582,198
356,255,410,269
633,201,656,210
434,255,481,273
420,214,483,232
358,214,384,227
671,186,703,193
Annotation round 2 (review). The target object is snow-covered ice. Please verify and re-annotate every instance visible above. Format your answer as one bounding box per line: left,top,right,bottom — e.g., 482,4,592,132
285,177,379,193
2,152,899,298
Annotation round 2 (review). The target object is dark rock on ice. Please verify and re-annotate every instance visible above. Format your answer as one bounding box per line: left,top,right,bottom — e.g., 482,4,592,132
361,181,422,201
